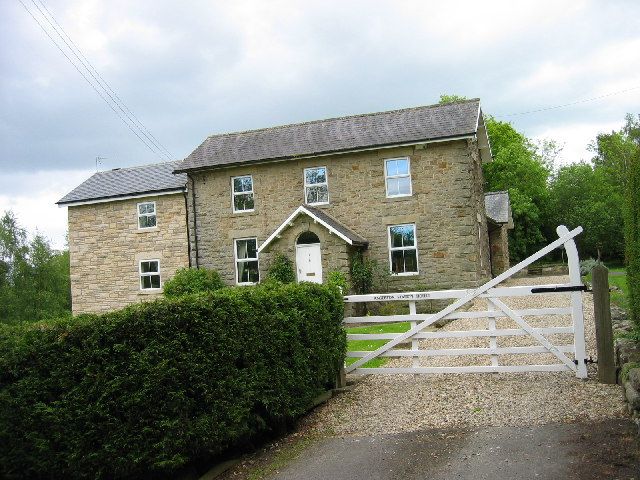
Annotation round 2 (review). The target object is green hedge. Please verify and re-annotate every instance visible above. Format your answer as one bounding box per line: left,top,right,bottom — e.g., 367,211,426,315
162,267,225,298
625,150,640,325
0,283,346,479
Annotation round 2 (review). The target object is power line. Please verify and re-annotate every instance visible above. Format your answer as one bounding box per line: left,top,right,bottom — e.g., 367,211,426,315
17,0,172,161
34,0,174,160
497,86,640,118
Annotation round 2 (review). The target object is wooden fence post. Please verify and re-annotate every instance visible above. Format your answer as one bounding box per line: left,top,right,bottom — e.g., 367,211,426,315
336,364,347,389
592,264,616,384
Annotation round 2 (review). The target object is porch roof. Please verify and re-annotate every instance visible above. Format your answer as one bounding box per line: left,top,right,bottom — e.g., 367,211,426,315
258,205,368,253
485,191,513,227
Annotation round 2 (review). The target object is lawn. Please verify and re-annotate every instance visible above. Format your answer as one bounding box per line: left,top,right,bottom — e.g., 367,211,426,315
345,321,411,368
584,267,629,310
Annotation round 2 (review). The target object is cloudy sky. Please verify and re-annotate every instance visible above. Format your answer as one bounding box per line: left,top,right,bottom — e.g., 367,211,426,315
1,0,639,248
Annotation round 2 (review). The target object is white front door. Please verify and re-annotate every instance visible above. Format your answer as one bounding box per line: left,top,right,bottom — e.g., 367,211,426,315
296,244,322,283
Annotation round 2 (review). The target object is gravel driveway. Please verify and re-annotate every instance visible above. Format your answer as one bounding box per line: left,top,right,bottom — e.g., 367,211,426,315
305,275,628,436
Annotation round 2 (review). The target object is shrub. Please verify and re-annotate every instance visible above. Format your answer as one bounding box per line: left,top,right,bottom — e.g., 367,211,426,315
579,258,601,276
350,251,387,294
0,283,345,479
327,270,349,294
266,254,296,284
162,267,224,298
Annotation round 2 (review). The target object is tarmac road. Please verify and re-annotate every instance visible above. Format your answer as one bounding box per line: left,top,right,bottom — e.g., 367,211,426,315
269,419,639,480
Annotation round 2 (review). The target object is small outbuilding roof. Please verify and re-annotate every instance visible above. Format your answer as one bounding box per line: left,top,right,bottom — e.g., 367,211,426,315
485,191,513,226
57,161,187,206
176,99,490,173
258,205,368,253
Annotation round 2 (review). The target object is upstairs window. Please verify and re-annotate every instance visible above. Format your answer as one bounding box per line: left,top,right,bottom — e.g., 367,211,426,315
138,201,156,229
304,167,329,205
232,175,254,212
388,224,418,275
139,260,161,289
235,238,259,284
385,157,412,197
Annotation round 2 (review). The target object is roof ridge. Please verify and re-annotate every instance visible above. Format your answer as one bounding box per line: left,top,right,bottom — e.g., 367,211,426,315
485,190,509,195
205,98,481,140
98,160,180,175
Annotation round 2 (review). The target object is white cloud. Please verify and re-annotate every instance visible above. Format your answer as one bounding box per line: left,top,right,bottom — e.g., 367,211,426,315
0,169,92,249
530,120,623,166
513,38,640,99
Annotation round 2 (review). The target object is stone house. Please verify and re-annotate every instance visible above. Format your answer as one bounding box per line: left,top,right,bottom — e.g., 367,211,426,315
59,99,512,314
57,162,190,313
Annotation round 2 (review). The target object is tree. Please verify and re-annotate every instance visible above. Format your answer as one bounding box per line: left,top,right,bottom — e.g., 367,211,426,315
483,117,553,261
0,211,71,324
591,114,640,189
547,163,624,260
438,94,468,104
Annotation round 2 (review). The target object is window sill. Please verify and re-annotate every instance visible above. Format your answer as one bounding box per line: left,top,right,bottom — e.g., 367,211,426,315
385,194,412,200
236,282,258,286
138,288,162,295
305,202,329,207
390,272,420,277
136,227,158,233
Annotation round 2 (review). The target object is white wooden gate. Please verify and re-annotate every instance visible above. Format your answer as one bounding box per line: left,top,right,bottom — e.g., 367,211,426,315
344,226,588,378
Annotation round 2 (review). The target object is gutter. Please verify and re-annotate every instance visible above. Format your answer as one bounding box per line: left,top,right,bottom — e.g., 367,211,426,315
173,133,477,174
57,188,185,207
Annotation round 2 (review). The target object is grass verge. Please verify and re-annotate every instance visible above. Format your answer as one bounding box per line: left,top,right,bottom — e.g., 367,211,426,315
245,435,319,480
584,268,629,310
345,322,411,368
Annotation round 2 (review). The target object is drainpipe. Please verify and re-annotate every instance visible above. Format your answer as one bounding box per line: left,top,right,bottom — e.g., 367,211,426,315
189,174,200,268
183,187,192,268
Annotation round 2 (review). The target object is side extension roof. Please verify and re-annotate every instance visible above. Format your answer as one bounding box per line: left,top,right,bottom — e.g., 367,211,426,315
57,161,187,206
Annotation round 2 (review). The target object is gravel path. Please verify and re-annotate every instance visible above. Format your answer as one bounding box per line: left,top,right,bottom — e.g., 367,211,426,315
305,275,627,436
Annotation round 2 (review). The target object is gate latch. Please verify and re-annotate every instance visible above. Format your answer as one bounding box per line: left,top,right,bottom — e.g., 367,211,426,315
574,357,596,365
531,285,588,294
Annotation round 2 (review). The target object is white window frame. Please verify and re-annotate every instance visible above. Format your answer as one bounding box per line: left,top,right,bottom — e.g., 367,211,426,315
137,201,157,229
231,175,255,213
384,157,412,198
139,259,161,290
387,223,419,276
303,166,329,206
234,237,260,285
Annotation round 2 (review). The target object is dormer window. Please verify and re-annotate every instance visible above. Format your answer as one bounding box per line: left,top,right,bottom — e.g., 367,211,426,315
304,167,329,205
138,201,156,229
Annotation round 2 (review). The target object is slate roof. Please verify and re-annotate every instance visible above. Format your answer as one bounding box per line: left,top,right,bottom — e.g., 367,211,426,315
176,99,483,172
57,161,187,205
484,191,512,225
304,206,368,246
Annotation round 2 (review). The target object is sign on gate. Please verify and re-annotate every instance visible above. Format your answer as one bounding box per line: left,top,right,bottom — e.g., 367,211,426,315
343,225,588,378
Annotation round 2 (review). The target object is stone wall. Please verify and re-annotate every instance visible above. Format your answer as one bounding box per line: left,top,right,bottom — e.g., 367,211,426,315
68,193,190,314
489,224,510,276
612,306,640,418
187,139,491,291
